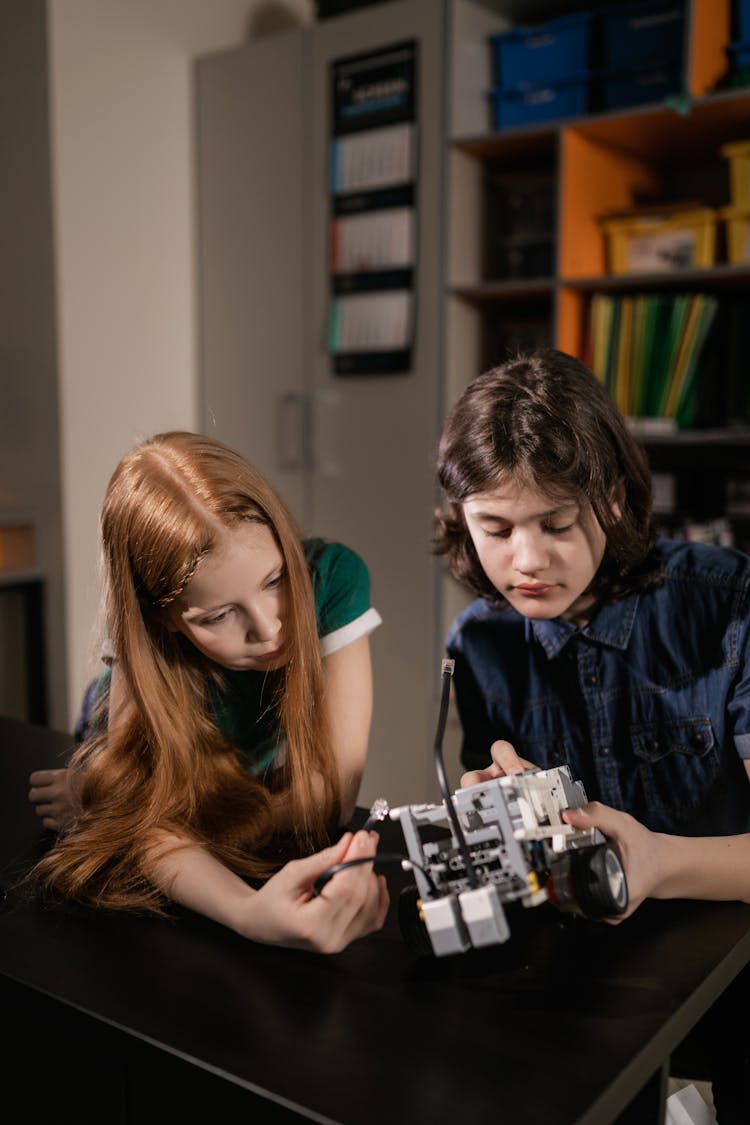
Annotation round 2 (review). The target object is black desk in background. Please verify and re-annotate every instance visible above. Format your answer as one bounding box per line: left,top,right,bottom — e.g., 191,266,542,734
2,715,750,1125
0,573,47,724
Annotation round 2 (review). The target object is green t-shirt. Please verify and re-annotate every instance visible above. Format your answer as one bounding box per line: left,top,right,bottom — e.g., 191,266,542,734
211,538,381,776
79,540,380,774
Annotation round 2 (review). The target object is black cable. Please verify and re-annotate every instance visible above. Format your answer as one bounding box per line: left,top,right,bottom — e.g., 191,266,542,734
311,853,439,898
434,659,479,888
311,659,478,898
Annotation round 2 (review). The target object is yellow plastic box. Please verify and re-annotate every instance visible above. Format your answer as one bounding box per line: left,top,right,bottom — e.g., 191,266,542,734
720,139,750,207
719,204,750,264
601,207,716,275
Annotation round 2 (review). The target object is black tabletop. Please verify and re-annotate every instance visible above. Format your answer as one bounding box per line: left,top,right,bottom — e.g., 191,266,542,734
2,715,750,1125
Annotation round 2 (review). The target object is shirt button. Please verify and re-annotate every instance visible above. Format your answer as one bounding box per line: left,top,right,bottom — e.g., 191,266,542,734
584,675,597,686
692,732,706,748
599,746,611,757
648,740,660,753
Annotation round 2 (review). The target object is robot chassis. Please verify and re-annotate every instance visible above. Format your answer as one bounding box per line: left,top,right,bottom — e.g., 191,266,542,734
372,661,629,958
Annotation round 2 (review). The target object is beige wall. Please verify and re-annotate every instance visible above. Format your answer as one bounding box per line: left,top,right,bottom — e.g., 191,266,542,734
0,0,66,724
47,0,314,721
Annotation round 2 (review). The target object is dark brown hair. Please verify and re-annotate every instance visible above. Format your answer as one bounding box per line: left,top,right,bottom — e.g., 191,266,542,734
434,349,658,603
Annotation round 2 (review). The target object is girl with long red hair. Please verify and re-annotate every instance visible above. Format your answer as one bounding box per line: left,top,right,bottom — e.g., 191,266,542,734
29,431,387,952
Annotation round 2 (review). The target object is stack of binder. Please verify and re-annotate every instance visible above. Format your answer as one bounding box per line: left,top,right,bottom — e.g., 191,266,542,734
589,291,719,427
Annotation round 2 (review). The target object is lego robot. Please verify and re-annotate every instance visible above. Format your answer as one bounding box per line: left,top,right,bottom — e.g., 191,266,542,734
380,658,628,957
389,762,628,957
315,659,628,957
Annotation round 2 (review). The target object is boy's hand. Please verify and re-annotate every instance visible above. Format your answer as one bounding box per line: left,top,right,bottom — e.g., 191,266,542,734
460,739,538,787
563,802,659,921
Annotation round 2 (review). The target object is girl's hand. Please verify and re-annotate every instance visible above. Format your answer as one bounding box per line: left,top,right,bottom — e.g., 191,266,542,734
460,739,538,788
243,830,389,953
563,802,664,921
28,768,79,832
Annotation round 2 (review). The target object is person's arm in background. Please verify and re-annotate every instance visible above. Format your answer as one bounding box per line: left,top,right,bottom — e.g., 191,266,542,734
28,663,131,831
28,675,110,831
28,766,78,832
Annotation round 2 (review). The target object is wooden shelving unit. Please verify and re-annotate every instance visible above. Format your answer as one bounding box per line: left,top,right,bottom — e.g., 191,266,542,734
445,0,750,551
195,0,750,786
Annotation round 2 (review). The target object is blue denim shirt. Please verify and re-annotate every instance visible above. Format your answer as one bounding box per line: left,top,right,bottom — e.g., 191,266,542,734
446,539,750,836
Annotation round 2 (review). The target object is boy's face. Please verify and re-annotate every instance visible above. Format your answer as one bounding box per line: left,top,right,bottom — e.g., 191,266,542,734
462,481,608,624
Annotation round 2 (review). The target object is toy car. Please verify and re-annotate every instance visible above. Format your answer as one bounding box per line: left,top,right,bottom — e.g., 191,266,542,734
386,658,628,957
315,658,628,957
390,762,628,957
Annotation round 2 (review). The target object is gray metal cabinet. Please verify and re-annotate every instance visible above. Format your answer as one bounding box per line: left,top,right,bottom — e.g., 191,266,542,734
196,0,448,804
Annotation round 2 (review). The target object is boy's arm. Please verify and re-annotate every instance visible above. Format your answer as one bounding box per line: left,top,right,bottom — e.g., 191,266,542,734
564,763,750,918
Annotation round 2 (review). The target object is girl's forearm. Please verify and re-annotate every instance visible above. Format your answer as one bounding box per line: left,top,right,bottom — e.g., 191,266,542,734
145,833,257,934
145,828,389,952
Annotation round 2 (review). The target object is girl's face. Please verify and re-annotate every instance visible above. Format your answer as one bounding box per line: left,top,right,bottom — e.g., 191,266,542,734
166,521,288,671
462,480,608,624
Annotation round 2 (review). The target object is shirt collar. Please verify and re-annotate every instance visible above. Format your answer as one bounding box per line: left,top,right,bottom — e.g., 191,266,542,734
526,592,640,658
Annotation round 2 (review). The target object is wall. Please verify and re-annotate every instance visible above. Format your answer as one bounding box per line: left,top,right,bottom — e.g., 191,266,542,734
0,0,66,724
46,0,314,723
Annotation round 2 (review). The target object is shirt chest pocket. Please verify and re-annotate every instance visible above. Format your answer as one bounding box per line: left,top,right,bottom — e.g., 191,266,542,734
514,730,576,771
630,715,718,818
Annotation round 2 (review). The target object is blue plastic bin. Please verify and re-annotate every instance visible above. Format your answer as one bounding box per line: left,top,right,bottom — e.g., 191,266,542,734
600,62,682,111
490,12,593,90
490,74,590,130
727,39,750,71
603,1,685,70
735,0,750,42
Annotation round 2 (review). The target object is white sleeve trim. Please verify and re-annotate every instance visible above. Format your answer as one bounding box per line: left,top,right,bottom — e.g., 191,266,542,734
320,607,382,657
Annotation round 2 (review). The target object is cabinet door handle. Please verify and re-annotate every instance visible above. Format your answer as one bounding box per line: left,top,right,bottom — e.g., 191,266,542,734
276,391,308,473
312,389,341,477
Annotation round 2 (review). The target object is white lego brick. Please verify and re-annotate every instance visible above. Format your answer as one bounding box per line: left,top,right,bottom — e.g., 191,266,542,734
459,885,510,947
421,896,471,956
665,1084,717,1125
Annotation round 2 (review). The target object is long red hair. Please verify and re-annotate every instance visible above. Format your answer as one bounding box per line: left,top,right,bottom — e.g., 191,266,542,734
34,432,340,911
